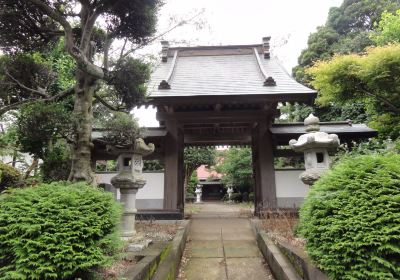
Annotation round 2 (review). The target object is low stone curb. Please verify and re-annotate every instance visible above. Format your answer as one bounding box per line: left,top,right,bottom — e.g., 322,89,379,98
152,220,191,280
250,220,328,280
121,220,190,280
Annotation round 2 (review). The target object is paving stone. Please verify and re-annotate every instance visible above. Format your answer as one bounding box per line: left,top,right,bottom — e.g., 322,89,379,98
223,240,260,258
184,258,227,280
226,257,273,280
186,240,224,258
180,202,274,280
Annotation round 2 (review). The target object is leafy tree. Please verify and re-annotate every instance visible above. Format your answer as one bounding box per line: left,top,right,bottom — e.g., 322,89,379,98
288,0,400,124
307,44,400,139
183,147,216,194
0,0,160,183
294,0,400,84
371,9,400,45
100,112,144,148
217,148,253,192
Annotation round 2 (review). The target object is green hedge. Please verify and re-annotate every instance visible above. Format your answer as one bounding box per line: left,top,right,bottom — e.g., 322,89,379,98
298,154,400,279
0,162,21,193
0,182,122,279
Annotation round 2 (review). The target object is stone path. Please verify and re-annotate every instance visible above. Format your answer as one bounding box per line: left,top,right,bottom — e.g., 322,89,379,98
179,202,274,280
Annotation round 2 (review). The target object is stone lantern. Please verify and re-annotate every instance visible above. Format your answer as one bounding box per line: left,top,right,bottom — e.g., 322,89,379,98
110,138,154,239
289,114,340,186
227,186,234,203
195,184,203,203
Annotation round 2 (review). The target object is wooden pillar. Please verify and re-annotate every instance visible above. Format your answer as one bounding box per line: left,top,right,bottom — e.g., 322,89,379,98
252,121,277,214
163,119,184,214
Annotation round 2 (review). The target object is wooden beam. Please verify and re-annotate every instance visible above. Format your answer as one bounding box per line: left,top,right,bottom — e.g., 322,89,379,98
184,134,251,145
156,110,270,122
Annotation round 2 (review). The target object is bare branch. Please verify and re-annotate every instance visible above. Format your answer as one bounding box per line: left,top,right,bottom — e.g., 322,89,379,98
119,38,128,61
5,71,49,98
0,99,36,116
120,10,204,59
0,86,74,116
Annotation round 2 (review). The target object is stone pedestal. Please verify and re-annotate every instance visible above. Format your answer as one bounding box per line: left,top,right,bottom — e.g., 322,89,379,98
289,114,339,186
110,139,154,239
195,184,202,203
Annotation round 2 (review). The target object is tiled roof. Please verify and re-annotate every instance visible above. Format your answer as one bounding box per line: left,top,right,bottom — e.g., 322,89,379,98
147,44,316,99
270,122,377,135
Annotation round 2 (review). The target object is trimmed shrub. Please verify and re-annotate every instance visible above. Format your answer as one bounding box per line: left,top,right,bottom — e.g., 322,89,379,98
298,154,400,279
0,162,21,193
0,182,122,279
249,192,254,202
230,192,242,202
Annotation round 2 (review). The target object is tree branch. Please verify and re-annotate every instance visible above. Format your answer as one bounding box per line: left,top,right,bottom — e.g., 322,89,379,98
0,99,36,116
27,0,104,79
93,92,123,111
5,71,49,98
0,86,74,116
120,10,204,59
48,86,75,101
359,86,400,114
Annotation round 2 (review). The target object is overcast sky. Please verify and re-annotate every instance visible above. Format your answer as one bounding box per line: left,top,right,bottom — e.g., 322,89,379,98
133,0,343,126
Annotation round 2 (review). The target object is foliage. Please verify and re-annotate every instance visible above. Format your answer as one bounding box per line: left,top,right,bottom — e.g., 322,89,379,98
186,172,198,197
371,9,400,45
106,57,150,109
335,138,399,160
16,101,72,159
184,147,216,173
40,142,71,182
294,0,400,84
0,162,21,193
0,182,122,279
101,112,143,148
289,0,400,124
0,124,18,158
298,154,400,279
0,0,161,183
183,147,216,191
217,148,253,192
279,102,370,124
230,193,243,203
307,44,400,139
143,160,164,171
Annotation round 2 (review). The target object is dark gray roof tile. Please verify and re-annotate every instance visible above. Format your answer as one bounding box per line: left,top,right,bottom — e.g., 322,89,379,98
148,45,316,98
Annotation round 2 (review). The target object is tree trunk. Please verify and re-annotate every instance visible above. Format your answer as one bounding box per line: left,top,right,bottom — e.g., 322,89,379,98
24,157,39,179
68,72,96,184
12,150,17,168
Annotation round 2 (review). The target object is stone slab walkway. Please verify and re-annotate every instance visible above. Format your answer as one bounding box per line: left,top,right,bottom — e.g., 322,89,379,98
179,202,274,280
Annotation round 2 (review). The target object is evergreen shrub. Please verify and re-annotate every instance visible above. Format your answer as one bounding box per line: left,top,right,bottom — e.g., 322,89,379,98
230,193,242,202
0,162,21,193
299,154,400,279
0,182,122,279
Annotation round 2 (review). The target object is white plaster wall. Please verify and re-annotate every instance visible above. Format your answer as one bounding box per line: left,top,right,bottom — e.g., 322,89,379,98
95,172,164,199
275,169,309,197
